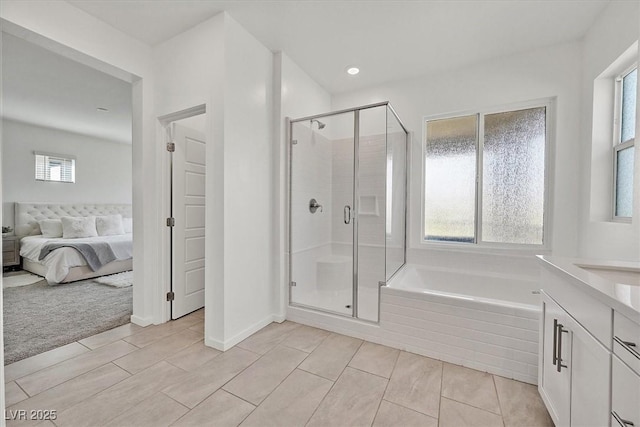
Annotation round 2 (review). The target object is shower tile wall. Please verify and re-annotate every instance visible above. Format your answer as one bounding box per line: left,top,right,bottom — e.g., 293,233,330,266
291,127,333,294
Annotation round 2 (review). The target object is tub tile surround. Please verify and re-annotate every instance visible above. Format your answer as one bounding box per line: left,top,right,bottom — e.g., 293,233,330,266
4,312,552,426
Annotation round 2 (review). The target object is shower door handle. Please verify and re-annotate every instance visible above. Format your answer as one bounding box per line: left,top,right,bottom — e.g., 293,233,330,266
344,205,351,224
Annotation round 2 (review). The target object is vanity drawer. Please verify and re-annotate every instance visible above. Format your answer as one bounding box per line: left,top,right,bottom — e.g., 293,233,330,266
611,355,640,427
614,311,640,375
541,267,612,347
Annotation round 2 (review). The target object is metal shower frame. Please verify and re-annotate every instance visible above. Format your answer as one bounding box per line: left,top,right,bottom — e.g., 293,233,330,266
287,101,409,322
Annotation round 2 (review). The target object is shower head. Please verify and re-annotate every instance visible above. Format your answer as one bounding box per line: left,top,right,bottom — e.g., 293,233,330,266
311,119,326,130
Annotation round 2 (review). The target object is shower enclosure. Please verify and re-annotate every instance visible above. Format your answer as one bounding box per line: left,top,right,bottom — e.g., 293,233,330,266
288,102,408,322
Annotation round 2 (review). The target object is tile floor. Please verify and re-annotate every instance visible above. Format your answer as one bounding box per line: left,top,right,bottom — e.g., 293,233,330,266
4,311,553,426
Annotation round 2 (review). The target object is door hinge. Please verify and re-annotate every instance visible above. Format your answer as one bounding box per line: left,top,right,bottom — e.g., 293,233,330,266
166,291,175,301
292,139,298,145
290,281,297,287
166,217,175,227
167,142,175,152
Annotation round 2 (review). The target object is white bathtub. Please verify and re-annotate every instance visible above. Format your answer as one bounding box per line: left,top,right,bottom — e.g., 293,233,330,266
387,264,540,309
382,264,540,384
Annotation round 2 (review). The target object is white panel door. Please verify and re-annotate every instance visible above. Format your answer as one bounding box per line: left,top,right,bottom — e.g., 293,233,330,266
172,123,206,319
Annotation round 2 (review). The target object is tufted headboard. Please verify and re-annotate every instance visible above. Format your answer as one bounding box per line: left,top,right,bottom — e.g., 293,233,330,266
14,203,132,238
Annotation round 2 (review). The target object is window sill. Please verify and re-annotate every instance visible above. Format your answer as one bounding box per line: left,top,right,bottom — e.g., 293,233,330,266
611,217,632,224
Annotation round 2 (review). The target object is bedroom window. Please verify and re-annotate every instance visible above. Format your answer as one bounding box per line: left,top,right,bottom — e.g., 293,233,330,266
613,65,636,220
423,99,551,248
35,152,76,183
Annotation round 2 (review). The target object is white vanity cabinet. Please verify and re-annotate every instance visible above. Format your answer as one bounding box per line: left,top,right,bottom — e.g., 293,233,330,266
539,292,610,427
538,256,640,427
611,355,640,427
611,311,640,427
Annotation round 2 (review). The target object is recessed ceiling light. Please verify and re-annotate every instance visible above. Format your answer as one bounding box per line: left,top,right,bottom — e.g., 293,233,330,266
347,67,360,76
96,107,109,112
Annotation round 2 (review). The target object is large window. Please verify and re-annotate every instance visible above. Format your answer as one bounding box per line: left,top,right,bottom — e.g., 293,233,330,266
424,101,549,247
613,66,636,220
35,152,76,183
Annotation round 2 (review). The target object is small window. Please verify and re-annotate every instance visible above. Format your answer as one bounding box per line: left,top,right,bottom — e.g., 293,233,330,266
35,152,76,183
614,66,636,219
424,101,549,247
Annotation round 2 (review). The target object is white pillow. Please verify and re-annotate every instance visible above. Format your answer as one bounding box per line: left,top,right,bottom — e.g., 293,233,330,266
61,216,98,239
96,214,125,236
122,217,133,234
38,219,63,238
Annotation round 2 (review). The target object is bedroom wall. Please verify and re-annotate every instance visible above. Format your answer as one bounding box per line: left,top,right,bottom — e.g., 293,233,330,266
331,41,583,282
0,0,160,332
2,119,132,229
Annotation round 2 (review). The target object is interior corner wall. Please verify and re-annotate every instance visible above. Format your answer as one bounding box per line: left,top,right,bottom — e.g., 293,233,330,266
221,15,276,344
579,0,640,261
274,52,331,319
0,0,158,329
153,12,279,349
331,42,583,279
2,120,132,227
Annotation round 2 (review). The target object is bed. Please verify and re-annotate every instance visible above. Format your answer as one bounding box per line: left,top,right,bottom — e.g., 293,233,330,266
15,203,133,284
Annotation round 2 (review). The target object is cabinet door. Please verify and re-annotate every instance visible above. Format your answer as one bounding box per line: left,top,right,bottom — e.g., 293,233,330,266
566,313,611,427
611,356,640,427
539,293,571,426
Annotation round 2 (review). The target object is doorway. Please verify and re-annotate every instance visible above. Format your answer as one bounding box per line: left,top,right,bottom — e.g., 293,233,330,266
161,107,207,319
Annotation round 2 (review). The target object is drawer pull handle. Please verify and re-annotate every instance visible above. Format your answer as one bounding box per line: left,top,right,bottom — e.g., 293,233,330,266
556,322,568,373
552,319,558,366
612,411,635,427
614,336,640,360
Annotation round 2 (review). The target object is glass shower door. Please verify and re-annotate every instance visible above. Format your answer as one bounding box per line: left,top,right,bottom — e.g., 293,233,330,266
290,112,355,316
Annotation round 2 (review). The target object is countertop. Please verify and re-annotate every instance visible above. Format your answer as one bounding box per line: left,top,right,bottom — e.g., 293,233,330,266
537,255,640,323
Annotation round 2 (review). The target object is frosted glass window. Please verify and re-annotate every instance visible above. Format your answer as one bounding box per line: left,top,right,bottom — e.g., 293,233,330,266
424,115,477,242
482,108,546,244
615,146,634,218
423,102,550,247
621,68,637,144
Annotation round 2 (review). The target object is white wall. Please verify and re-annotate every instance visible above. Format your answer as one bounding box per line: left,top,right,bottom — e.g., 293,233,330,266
274,53,331,317
579,0,640,261
332,42,583,280
2,120,132,227
222,15,275,345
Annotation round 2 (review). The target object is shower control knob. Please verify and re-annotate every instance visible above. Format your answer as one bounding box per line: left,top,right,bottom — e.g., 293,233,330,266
309,199,323,213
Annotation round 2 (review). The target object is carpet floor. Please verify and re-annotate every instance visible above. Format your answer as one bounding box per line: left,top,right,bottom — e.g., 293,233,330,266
3,277,133,365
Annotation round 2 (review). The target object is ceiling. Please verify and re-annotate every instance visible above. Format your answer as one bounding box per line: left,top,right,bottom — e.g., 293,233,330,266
1,1,610,144
68,0,611,94
1,33,132,144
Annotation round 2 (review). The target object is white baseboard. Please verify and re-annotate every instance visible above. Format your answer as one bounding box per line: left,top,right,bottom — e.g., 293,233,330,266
204,336,226,351
130,314,153,327
204,314,280,351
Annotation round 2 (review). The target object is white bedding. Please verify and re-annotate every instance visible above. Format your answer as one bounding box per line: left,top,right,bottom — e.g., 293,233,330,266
20,234,133,284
